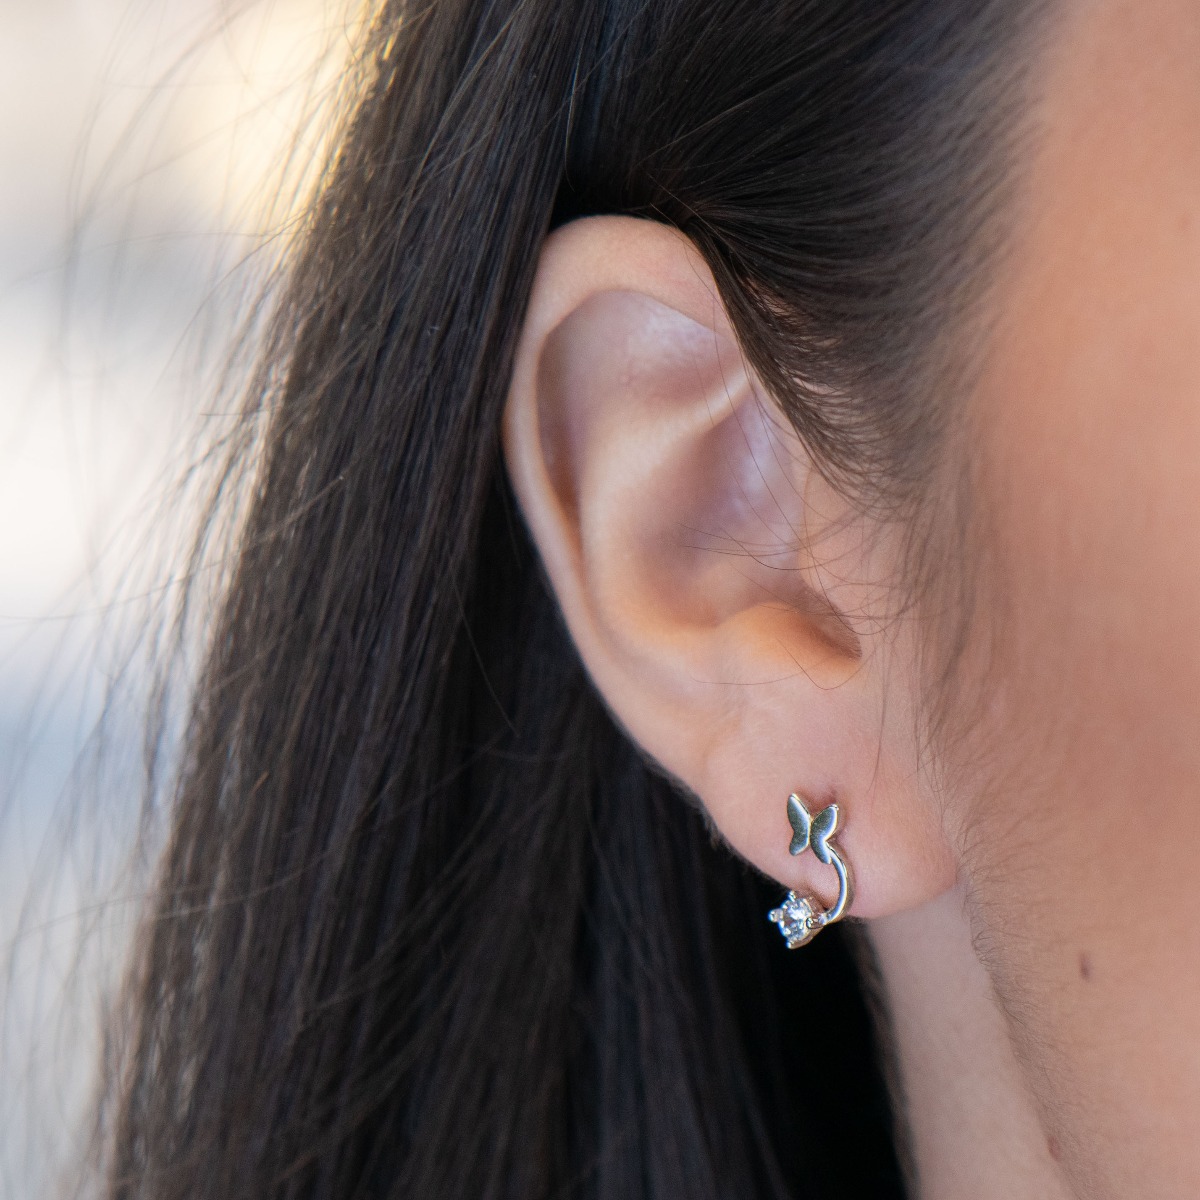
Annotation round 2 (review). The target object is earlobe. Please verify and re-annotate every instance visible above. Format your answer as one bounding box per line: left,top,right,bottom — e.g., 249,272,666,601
503,215,957,923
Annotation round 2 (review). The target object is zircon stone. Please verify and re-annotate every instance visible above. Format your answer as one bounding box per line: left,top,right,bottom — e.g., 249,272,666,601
768,892,817,949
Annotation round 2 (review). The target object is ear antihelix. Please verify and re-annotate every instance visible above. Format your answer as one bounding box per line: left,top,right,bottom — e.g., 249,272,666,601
768,791,855,948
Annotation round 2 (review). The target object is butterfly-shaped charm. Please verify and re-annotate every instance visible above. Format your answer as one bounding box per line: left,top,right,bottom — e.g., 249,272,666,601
787,793,839,865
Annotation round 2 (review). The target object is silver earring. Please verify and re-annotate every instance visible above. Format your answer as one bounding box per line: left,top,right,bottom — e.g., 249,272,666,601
768,792,855,949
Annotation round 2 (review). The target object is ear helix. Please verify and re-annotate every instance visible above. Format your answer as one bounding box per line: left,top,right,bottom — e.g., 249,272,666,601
768,792,855,949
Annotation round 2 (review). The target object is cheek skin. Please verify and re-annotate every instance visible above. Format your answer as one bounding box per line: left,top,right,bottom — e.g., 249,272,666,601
951,2,1200,1195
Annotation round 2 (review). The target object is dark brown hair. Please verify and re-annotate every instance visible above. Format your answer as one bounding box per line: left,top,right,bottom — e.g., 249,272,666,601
97,1,1044,1197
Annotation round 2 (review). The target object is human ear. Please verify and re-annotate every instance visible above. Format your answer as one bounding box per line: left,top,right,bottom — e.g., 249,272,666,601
503,216,955,919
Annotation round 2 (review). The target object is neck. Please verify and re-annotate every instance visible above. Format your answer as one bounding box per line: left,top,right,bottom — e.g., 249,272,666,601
866,888,1074,1200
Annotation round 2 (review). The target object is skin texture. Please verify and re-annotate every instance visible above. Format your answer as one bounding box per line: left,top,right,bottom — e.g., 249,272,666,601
938,0,1200,1194
505,1,1200,1194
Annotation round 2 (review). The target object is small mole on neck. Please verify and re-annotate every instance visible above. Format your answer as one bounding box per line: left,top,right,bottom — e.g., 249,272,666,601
1078,951,1092,981
1047,1134,1063,1162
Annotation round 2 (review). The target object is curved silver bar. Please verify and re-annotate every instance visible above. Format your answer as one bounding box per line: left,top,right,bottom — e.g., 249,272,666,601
814,848,853,928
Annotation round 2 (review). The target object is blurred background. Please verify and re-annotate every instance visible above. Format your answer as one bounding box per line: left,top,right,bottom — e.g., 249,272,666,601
0,2,353,1193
